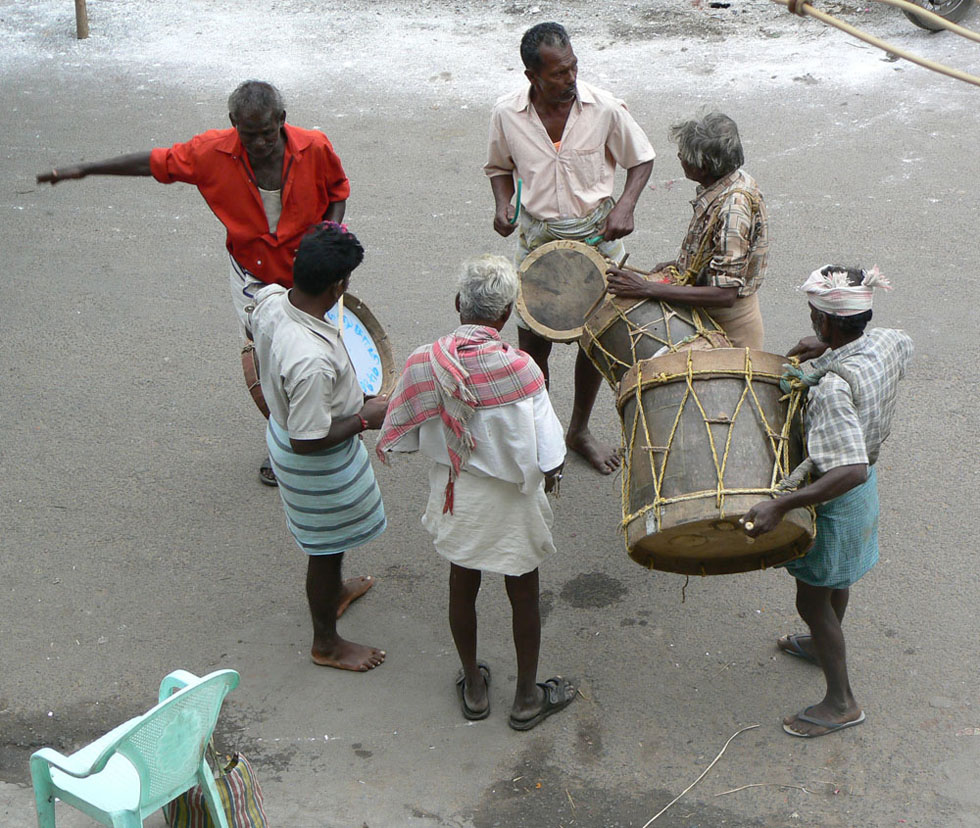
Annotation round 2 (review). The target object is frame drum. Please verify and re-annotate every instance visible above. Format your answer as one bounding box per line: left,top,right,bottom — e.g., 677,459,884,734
243,292,396,419
517,240,609,343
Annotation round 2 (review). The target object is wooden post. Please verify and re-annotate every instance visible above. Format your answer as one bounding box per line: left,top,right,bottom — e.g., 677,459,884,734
74,0,89,39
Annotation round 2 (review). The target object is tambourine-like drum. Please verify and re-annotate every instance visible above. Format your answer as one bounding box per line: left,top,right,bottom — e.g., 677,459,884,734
517,240,609,342
617,348,815,576
581,295,731,388
242,293,396,419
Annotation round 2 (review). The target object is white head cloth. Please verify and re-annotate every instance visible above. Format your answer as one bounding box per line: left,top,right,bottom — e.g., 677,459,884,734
801,264,892,316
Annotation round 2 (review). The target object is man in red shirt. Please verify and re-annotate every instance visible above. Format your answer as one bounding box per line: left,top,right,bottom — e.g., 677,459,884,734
37,80,350,485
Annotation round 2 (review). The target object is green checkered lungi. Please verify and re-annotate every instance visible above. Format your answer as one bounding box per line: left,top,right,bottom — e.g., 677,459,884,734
785,466,879,589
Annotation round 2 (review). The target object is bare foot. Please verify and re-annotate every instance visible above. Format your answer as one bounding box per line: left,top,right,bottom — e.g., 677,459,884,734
566,429,621,475
782,702,865,737
311,638,386,672
336,575,374,618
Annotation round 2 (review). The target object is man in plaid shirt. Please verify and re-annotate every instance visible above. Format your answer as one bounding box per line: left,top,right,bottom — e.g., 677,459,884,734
606,111,768,349
743,264,913,738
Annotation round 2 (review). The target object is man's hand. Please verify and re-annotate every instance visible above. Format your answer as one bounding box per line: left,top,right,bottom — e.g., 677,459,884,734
787,336,829,362
359,394,390,430
741,497,788,538
601,201,635,241
606,266,654,299
493,206,517,238
544,463,564,495
37,165,86,185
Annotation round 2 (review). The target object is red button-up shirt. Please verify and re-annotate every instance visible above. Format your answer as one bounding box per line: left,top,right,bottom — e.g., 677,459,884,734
149,124,350,287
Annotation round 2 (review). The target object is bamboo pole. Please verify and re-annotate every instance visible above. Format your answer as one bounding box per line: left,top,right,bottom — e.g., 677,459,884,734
771,0,980,88
74,0,89,39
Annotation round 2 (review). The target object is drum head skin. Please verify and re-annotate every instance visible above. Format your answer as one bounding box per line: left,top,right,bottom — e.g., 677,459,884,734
325,293,396,396
517,240,609,342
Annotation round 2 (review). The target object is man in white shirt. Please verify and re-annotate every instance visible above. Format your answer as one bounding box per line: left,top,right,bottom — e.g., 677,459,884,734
378,255,575,730
251,222,389,672
485,22,655,475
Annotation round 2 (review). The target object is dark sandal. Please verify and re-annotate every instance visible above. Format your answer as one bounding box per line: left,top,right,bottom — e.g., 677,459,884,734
455,661,491,721
508,676,576,731
259,457,278,487
777,633,818,665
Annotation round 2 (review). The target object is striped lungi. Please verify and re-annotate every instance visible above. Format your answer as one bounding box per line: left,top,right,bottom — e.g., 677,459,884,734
785,466,879,589
266,417,386,555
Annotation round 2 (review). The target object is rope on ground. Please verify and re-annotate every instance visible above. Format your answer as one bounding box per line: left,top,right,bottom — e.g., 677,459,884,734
772,0,980,88
639,724,761,827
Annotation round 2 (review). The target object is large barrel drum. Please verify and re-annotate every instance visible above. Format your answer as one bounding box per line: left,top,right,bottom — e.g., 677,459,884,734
617,348,815,575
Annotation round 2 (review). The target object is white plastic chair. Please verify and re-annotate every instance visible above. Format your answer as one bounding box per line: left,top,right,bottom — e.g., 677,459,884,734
30,668,240,827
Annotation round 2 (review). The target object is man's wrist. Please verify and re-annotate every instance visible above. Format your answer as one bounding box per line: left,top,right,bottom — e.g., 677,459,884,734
356,414,369,432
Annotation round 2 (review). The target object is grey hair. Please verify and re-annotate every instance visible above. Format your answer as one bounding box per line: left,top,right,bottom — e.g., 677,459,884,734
228,80,284,120
669,112,744,179
457,255,518,321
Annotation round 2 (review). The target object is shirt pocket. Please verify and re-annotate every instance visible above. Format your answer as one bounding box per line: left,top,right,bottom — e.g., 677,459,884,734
566,146,605,193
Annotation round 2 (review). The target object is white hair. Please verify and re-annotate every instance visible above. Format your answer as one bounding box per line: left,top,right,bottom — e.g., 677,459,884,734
669,111,744,179
456,255,518,321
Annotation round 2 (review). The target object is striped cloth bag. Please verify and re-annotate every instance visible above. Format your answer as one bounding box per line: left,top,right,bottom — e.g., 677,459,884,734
165,751,268,828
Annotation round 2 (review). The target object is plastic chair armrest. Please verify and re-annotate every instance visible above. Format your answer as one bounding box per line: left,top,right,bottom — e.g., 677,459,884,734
31,747,98,779
158,669,201,701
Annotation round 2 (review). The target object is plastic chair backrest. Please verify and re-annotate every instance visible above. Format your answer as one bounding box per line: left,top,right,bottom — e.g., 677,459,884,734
113,670,238,813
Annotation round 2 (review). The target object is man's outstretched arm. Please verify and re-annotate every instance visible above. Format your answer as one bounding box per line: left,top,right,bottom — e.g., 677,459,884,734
37,151,152,185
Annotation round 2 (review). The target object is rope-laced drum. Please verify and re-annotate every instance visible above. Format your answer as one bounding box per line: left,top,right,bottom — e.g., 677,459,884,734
517,240,610,343
242,292,396,419
617,348,815,576
581,293,731,389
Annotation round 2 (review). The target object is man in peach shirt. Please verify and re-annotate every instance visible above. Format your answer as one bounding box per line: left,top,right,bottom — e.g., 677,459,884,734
485,22,655,474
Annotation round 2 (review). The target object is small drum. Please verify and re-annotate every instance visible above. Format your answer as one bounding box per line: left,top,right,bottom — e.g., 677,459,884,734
517,240,609,342
580,295,731,388
242,292,396,419
324,293,397,396
617,348,815,576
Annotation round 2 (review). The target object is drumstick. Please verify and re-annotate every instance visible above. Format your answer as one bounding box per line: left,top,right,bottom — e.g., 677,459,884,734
584,253,632,322
509,178,523,224
337,294,345,333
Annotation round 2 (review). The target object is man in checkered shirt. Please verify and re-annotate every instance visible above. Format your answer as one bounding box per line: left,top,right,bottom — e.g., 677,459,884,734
743,264,913,738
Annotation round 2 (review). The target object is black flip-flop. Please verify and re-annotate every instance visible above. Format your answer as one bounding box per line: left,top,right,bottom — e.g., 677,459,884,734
455,661,491,721
778,633,818,665
508,676,576,731
783,706,866,738
259,457,278,487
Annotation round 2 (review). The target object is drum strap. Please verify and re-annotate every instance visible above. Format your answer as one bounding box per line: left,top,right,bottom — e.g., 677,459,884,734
671,188,762,287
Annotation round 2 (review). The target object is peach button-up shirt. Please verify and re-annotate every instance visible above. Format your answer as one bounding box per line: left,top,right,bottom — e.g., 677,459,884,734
484,80,655,221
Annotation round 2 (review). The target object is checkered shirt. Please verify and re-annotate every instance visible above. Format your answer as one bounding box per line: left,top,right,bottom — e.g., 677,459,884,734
677,168,769,296
805,328,913,474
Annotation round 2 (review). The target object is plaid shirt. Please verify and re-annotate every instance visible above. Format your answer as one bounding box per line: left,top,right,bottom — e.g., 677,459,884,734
805,328,913,474
677,168,768,296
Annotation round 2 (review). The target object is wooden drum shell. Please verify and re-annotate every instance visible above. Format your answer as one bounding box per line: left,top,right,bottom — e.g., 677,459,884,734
580,296,730,388
617,349,814,576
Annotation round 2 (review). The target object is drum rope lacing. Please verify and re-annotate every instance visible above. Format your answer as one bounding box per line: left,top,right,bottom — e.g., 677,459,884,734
583,298,730,387
619,349,813,558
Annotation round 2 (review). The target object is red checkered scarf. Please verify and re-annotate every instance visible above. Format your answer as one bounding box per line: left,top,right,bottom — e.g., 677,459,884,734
377,325,545,513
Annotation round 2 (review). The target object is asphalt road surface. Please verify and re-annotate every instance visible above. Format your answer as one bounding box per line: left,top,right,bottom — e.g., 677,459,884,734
2,2,979,826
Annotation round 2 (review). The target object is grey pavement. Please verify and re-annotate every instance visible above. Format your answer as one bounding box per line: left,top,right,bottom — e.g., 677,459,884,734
2,2,979,826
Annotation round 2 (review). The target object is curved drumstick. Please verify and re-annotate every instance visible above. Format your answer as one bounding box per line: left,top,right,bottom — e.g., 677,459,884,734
509,178,523,224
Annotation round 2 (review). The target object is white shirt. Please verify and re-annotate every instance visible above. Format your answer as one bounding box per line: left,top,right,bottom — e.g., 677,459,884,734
388,389,566,494
250,284,363,439
484,80,655,220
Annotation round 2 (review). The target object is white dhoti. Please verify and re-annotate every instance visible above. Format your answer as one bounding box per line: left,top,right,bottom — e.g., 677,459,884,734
421,465,556,577
229,255,268,339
